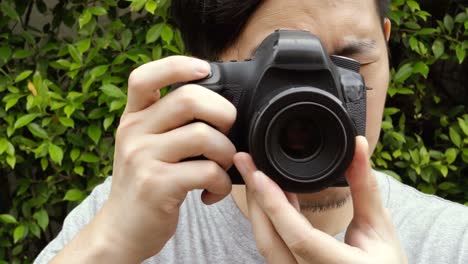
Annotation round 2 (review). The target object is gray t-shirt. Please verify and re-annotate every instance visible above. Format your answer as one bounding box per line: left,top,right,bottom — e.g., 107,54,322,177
35,171,468,264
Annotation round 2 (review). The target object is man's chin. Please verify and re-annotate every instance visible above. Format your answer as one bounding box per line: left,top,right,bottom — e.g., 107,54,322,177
297,187,351,213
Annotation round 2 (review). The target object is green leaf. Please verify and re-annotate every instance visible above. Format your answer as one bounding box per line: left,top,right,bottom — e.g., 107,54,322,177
33,209,49,231
409,37,419,52
48,143,64,165
90,65,109,78
406,0,420,11
3,140,14,157
419,182,435,193
109,99,127,111
161,25,174,43
80,152,99,163
439,182,457,191
384,107,400,116
79,9,93,28
6,155,16,169
15,70,33,83
0,214,17,224
458,118,468,136
29,223,41,238
13,49,34,59
55,59,71,69
41,158,48,171
391,131,406,143
152,45,162,60
381,152,392,160
449,127,462,148
27,123,48,139
145,0,158,14
0,2,19,20
404,21,420,30
121,29,133,50
59,117,75,128
445,148,458,164
3,93,23,111
89,6,107,16
456,44,466,64
432,39,445,59
70,148,81,161
146,23,164,44
67,44,82,64
87,124,102,144
13,225,26,243
394,63,413,83
417,28,437,35
100,84,126,98
103,115,115,130
0,45,12,64
444,15,454,33
88,108,108,119
64,105,75,117
63,189,86,201
410,149,420,164
74,166,84,176
420,148,430,166
14,114,40,129
130,0,146,12
393,0,404,7
412,61,429,78
455,12,468,23
440,166,449,177
76,38,91,54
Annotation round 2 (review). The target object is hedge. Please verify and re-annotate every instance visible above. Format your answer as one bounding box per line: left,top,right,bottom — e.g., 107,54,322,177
0,0,466,263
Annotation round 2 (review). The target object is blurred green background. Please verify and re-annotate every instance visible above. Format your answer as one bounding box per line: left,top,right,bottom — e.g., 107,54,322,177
0,0,467,262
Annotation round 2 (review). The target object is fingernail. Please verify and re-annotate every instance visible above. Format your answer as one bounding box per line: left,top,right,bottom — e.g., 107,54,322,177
191,59,211,76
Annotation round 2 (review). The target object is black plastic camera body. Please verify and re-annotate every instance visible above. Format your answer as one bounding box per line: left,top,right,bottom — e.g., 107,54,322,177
175,30,367,193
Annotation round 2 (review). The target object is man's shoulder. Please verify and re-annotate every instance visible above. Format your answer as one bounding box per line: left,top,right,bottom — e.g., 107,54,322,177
374,170,468,213
375,170,468,264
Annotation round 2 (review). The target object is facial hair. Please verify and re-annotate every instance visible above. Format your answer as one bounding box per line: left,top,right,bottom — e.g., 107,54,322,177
299,191,351,213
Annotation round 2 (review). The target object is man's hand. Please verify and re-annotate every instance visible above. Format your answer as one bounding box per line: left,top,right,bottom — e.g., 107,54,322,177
51,56,237,263
234,136,407,264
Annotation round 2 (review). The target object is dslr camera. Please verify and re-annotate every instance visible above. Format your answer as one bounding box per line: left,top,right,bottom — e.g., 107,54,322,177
174,30,367,193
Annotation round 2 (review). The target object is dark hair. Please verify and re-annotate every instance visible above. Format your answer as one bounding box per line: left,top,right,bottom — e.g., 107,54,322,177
171,0,390,60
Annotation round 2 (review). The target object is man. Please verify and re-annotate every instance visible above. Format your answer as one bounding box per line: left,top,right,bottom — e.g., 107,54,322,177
35,0,468,263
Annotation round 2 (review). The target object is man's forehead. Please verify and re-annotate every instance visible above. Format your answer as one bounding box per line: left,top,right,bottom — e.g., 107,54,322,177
240,0,381,57
252,0,379,22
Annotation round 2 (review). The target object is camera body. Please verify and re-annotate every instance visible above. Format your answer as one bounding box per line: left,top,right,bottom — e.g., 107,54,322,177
174,30,367,192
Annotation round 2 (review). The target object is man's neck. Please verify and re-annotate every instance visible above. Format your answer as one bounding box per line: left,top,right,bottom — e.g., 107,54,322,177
230,185,354,236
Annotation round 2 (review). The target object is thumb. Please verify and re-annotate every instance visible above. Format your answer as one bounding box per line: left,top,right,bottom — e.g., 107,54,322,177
346,136,386,226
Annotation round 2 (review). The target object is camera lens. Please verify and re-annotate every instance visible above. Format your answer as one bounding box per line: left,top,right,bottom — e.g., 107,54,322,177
249,87,357,192
265,101,346,182
279,117,323,160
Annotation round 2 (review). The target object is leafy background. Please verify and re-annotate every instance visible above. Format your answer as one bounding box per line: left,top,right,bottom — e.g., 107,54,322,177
0,0,466,262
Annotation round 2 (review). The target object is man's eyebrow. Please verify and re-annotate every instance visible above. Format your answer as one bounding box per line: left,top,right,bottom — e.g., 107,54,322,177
334,39,377,56
248,37,378,57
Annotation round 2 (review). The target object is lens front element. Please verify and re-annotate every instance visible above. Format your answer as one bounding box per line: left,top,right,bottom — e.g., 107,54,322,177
279,116,323,161
249,87,357,192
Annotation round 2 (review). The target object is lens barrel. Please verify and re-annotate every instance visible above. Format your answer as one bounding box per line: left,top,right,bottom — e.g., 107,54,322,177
249,87,356,192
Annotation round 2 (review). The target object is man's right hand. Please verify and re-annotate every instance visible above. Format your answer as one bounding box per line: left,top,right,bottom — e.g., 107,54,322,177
51,56,237,263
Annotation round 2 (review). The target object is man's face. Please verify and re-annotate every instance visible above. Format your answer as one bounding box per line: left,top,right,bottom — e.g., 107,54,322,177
221,0,391,210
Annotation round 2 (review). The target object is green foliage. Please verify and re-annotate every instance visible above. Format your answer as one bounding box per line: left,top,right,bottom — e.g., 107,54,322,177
0,0,182,262
373,0,468,203
0,0,466,263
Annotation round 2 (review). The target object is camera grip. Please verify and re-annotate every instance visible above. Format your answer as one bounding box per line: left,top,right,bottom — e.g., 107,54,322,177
345,95,367,136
